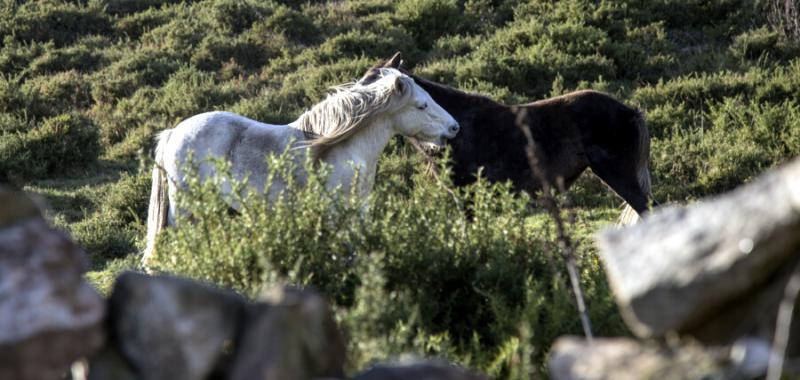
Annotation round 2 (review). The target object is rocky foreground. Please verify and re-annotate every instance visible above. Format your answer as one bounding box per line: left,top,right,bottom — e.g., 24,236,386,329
551,157,800,379
1,157,799,380
0,187,486,380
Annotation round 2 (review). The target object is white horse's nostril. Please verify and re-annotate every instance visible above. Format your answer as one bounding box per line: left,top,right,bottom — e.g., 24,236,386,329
449,123,460,133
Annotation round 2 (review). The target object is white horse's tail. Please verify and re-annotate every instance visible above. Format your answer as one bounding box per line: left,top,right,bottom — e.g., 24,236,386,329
618,111,652,226
142,129,173,268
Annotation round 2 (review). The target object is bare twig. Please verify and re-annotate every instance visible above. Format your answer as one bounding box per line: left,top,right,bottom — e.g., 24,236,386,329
767,259,800,380
513,106,594,342
408,138,463,213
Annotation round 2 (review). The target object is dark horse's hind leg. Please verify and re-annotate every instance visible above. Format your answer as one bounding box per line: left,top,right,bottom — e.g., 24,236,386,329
586,148,649,215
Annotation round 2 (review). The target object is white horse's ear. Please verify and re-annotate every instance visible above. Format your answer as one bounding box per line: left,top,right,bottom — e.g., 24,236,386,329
394,76,405,94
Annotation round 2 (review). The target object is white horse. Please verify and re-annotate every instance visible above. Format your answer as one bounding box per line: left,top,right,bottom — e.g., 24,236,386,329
143,68,459,267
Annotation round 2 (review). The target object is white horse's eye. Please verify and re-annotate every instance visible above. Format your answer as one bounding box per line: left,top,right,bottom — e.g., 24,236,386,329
416,102,428,110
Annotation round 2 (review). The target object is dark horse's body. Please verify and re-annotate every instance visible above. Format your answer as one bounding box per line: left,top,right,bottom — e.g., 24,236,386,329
361,54,653,218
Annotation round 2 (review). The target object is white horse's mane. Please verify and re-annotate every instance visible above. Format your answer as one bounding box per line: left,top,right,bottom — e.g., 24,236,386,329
296,68,414,148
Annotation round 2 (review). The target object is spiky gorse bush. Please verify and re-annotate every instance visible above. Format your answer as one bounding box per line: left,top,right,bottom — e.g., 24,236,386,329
149,148,624,377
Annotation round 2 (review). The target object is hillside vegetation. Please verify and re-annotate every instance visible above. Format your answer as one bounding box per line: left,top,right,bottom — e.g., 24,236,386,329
2,0,800,378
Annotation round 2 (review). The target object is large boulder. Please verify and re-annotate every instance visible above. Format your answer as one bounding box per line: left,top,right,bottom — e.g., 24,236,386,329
228,286,346,380
86,346,137,380
548,336,768,380
0,187,105,380
108,272,246,380
597,157,800,343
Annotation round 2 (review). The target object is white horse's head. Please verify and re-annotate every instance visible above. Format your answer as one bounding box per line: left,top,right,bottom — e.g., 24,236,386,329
358,68,459,148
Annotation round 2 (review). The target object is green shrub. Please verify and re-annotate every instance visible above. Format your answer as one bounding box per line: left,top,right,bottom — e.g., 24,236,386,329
603,22,677,81
191,34,277,72
208,0,275,34
70,211,141,267
0,74,26,115
22,70,93,117
70,171,150,264
155,66,244,118
604,0,760,32
301,0,392,38
0,113,100,182
0,37,50,75
263,57,375,113
104,0,186,15
258,5,321,45
28,44,105,74
115,5,176,38
90,48,181,104
139,16,212,58
313,28,418,64
228,90,296,125
730,26,800,61
464,18,616,97
397,0,465,49
1,1,112,47
650,97,800,200
430,34,481,60
104,171,152,225
151,152,625,376
0,112,33,134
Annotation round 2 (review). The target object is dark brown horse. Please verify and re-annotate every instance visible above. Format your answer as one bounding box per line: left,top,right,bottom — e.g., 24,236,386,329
359,53,654,222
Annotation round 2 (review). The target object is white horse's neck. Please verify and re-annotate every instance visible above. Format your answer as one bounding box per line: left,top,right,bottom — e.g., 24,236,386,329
320,117,395,196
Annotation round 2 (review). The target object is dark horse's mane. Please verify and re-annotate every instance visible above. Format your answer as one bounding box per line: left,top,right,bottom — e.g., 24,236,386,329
361,54,654,220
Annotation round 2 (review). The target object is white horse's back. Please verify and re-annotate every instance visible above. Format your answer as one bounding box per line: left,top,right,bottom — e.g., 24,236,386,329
162,111,304,196
142,111,306,268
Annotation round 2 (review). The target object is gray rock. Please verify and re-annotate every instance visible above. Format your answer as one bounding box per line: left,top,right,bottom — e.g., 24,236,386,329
0,189,105,380
596,157,800,341
108,272,246,380
548,337,727,380
228,286,345,380
352,360,488,380
86,345,137,380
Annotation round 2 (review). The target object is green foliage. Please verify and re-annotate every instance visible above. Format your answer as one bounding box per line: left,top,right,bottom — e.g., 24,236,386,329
151,153,624,376
0,74,26,115
69,172,150,264
155,65,244,118
90,48,181,104
0,1,112,47
28,43,106,75
208,0,275,33
314,28,418,64
0,113,99,182
730,26,800,61
258,5,319,44
0,112,32,134
22,70,93,117
114,6,175,38
191,33,278,72
0,37,51,75
397,0,465,49
104,0,186,16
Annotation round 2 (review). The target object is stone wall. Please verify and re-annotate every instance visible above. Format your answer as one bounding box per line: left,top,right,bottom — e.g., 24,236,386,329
0,187,486,380
550,157,800,380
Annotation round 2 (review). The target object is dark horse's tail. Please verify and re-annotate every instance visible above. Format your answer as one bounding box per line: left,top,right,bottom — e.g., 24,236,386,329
618,110,653,225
